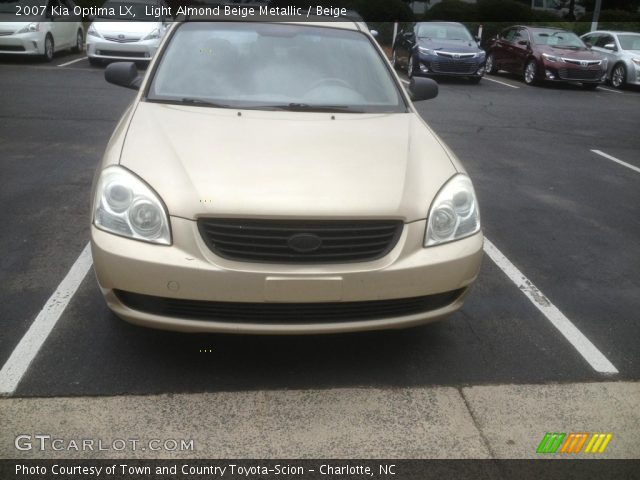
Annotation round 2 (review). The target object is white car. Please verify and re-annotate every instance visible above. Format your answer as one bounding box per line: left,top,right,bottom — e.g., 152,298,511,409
0,0,84,62
86,0,170,65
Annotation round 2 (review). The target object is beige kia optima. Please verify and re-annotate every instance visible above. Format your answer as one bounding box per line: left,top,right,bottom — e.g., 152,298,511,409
90,20,483,334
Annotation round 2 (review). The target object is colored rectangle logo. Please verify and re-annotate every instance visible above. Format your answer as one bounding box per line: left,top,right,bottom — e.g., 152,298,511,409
537,433,612,454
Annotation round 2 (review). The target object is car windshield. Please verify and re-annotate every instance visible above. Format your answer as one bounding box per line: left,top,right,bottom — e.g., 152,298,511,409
532,30,585,48
0,0,41,13
416,24,473,41
147,22,406,113
97,1,157,19
618,34,640,50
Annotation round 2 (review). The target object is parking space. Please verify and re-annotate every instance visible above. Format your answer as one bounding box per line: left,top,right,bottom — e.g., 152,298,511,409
1,57,638,396
0,51,639,463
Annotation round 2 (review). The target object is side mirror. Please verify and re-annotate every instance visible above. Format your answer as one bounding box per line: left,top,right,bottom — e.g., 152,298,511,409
370,29,379,38
105,62,142,90
585,42,592,48
603,43,617,51
517,40,529,47
409,77,438,102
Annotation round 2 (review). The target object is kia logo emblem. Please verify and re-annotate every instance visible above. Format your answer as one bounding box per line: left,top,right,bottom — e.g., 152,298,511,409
287,233,322,253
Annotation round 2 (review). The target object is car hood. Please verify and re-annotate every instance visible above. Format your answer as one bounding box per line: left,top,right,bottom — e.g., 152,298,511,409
0,20,41,30
119,102,458,222
92,21,159,36
537,45,603,60
417,38,481,53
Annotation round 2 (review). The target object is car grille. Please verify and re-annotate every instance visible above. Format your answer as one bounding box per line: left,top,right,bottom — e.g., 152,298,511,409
103,35,141,43
197,218,403,264
115,289,465,323
0,45,25,51
561,58,601,66
435,51,476,59
430,60,477,74
98,50,148,58
558,68,601,81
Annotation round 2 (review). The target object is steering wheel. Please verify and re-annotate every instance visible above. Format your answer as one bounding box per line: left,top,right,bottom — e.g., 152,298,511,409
305,77,352,92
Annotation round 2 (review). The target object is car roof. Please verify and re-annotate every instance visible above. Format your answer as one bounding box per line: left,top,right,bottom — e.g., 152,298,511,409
417,21,464,26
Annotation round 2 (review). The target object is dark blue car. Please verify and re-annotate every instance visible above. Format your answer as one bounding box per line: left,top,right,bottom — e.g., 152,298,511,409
392,22,486,83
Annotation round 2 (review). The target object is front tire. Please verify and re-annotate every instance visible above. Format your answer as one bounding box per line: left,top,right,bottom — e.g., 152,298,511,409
407,54,415,79
41,34,54,62
485,52,497,74
611,63,627,89
391,49,399,70
524,59,538,86
72,29,83,53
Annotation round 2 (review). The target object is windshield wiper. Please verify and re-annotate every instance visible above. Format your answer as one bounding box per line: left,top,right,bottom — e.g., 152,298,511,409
267,103,365,113
179,98,232,108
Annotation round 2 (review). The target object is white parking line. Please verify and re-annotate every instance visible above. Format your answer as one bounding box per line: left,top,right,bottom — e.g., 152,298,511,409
597,86,624,94
483,76,520,89
591,149,640,174
0,243,92,395
483,237,618,375
57,56,87,67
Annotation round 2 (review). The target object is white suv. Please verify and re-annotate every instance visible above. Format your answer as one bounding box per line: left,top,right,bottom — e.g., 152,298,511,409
0,0,84,62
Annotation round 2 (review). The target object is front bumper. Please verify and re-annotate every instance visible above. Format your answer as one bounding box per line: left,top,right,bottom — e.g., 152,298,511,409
0,32,44,55
91,217,483,334
86,37,159,61
415,54,485,78
543,64,606,84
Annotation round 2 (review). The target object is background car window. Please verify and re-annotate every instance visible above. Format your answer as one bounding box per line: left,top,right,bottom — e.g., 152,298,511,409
617,34,640,50
148,23,405,113
416,24,472,41
594,34,615,48
582,33,599,46
514,29,528,45
532,30,584,47
501,28,517,43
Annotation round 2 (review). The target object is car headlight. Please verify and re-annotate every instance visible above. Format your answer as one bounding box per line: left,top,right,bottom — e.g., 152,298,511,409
418,46,435,56
425,174,480,247
476,51,486,58
93,166,171,245
87,24,102,38
631,57,640,66
17,22,39,33
143,28,160,41
542,53,560,63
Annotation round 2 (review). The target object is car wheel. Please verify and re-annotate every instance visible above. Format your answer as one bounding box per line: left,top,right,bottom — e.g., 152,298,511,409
611,63,627,89
407,54,414,78
72,29,83,53
485,52,497,74
42,34,54,62
88,57,102,67
524,59,538,85
468,76,482,84
581,83,598,90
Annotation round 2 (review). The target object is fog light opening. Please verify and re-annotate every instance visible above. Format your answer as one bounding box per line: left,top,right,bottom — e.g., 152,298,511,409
545,70,555,80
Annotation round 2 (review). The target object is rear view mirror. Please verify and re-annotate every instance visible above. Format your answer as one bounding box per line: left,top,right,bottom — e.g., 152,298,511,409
409,77,438,102
105,62,142,90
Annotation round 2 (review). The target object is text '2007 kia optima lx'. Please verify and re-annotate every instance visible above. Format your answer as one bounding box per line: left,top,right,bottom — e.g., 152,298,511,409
91,20,483,334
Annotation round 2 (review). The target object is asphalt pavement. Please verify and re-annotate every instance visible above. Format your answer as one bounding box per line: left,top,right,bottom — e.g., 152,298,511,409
0,52,639,460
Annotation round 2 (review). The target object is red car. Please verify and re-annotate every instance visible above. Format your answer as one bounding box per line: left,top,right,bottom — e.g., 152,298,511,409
485,26,607,89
